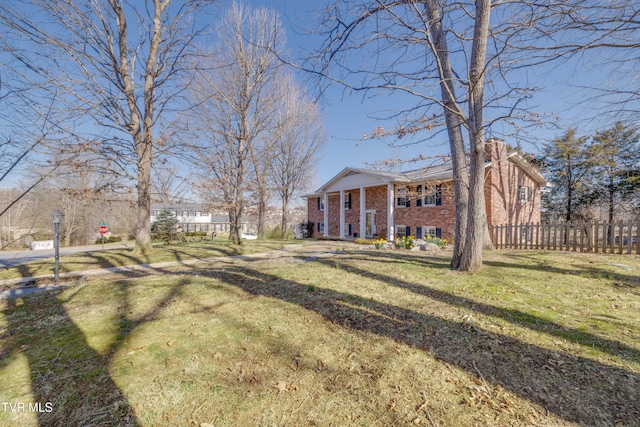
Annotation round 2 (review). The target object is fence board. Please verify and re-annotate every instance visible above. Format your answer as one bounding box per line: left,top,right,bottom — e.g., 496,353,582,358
489,217,640,255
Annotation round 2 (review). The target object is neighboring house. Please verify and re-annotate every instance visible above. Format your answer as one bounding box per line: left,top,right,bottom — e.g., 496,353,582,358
150,203,249,233
304,140,547,241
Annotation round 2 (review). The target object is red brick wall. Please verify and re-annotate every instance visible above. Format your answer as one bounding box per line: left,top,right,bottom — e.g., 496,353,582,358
362,185,388,238
394,182,457,242
327,194,341,236
307,197,324,237
486,142,541,226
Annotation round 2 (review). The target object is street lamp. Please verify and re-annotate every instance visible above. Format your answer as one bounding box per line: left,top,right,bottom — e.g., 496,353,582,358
50,209,64,285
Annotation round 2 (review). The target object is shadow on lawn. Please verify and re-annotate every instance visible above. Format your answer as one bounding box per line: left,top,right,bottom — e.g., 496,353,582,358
208,263,640,426
0,264,195,426
1,293,139,426
319,253,640,365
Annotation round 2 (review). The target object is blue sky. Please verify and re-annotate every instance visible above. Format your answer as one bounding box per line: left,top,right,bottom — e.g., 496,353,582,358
240,0,631,188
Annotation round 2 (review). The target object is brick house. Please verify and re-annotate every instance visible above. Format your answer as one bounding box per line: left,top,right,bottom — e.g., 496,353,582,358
304,140,547,241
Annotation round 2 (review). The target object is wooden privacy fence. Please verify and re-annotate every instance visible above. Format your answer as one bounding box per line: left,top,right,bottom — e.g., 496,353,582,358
490,218,640,254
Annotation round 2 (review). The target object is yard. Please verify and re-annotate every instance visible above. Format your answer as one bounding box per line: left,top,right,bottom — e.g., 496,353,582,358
1,244,639,426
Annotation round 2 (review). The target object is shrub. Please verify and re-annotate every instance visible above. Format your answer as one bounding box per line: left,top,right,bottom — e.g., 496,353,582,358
94,235,123,244
373,238,387,249
395,235,415,249
186,231,208,237
424,235,448,248
299,221,314,238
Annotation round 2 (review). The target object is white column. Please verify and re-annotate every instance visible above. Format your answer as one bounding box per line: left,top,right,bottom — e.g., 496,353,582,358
387,183,395,241
359,187,366,239
323,192,329,237
339,190,345,238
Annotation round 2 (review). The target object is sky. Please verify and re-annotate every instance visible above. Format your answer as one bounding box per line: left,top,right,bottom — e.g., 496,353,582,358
1,0,635,193
240,0,635,188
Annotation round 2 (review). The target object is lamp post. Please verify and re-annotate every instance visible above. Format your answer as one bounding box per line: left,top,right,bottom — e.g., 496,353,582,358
50,209,64,285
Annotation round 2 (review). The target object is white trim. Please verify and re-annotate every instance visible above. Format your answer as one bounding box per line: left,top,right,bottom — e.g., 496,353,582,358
323,193,329,237
359,187,366,239
339,190,345,238
387,183,395,241
365,210,376,238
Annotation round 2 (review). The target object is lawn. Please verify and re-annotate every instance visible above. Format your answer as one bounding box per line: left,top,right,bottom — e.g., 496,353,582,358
0,239,297,283
1,245,639,426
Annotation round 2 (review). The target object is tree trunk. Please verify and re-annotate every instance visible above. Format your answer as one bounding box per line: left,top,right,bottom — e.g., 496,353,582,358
257,195,266,239
134,143,153,255
422,0,469,269
280,198,289,239
458,0,491,272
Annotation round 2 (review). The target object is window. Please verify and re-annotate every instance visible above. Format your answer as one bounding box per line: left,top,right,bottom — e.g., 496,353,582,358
344,223,352,236
396,187,408,207
150,210,156,217
344,192,352,209
317,197,325,210
318,222,325,233
396,225,407,237
518,185,531,202
423,184,442,206
419,226,441,239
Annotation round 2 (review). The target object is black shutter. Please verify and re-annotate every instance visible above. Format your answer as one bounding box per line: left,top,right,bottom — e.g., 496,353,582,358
406,226,411,237
405,188,411,207
317,198,321,210
346,193,352,209
416,227,423,239
348,224,352,235
435,185,442,206
317,223,321,232
436,228,442,238
416,185,422,207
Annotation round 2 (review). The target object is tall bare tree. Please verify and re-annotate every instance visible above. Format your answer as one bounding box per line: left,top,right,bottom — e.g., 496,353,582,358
312,0,639,271
0,0,214,254
189,2,285,244
268,75,324,239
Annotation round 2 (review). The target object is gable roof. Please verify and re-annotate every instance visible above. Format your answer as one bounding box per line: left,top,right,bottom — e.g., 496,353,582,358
305,149,547,197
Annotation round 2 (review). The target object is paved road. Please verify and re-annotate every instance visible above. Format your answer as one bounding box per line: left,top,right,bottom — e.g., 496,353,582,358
0,242,131,269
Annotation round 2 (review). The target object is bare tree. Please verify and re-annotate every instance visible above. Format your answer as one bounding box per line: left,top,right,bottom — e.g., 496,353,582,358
268,75,324,239
311,0,639,271
188,2,285,244
0,0,215,254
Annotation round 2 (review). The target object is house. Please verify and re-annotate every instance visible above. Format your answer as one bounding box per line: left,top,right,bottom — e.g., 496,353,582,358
304,140,547,241
150,203,249,234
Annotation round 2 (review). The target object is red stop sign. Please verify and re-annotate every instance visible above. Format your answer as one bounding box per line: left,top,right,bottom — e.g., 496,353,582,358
99,225,109,234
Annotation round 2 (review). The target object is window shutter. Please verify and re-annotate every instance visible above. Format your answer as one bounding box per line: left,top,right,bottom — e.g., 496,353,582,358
317,198,321,210
317,223,321,232
348,224,352,235
406,226,411,237
435,185,442,206
436,228,442,238
416,227,423,239
416,185,422,207
346,193,352,209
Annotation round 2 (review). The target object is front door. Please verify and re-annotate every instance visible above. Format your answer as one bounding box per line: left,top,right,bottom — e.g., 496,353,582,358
365,211,376,237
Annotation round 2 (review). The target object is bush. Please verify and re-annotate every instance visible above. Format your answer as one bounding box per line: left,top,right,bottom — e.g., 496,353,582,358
395,235,415,249
186,231,208,237
424,235,448,248
299,221,314,238
265,226,296,240
94,235,123,244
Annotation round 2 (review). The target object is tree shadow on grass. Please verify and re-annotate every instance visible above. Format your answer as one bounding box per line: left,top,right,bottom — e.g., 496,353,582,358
314,254,640,365
1,292,139,426
0,267,196,426
208,264,640,426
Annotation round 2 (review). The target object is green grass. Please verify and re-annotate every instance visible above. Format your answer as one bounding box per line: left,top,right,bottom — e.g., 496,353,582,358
0,239,297,282
1,246,639,426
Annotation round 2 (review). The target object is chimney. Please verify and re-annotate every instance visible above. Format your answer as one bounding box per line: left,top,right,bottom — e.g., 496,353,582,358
485,138,506,162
